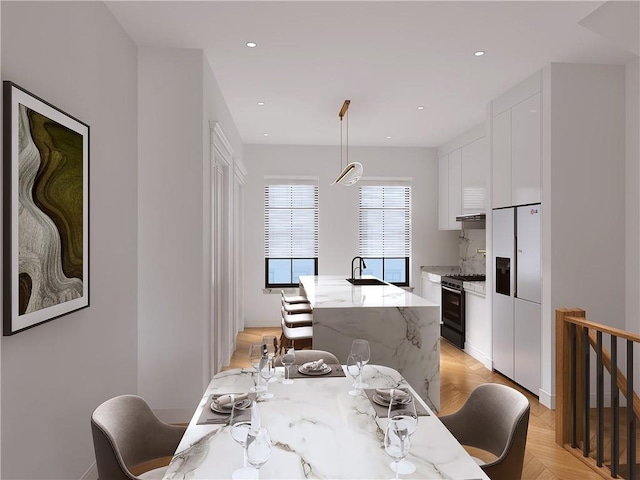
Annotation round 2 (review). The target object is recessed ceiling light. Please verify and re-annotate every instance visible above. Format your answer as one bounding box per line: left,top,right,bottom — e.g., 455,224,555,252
474,51,485,57
386,136,392,139
246,42,258,48
417,106,425,110
257,102,265,106
263,133,269,137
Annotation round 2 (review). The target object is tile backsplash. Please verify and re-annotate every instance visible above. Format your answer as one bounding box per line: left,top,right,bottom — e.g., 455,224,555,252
459,229,486,274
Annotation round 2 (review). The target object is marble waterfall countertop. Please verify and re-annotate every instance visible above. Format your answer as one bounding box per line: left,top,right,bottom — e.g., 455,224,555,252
299,275,438,308
299,275,441,411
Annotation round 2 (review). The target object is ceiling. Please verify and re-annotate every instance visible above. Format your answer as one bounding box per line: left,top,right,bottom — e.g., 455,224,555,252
107,1,638,148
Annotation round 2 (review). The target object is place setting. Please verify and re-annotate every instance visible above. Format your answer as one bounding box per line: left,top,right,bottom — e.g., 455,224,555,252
288,358,346,379
196,392,255,425
363,387,430,418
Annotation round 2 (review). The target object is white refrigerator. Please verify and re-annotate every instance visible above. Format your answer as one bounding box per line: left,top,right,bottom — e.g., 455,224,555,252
492,204,541,394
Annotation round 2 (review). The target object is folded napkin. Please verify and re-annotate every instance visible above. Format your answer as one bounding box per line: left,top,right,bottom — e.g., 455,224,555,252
213,392,249,407
301,359,325,371
375,388,411,403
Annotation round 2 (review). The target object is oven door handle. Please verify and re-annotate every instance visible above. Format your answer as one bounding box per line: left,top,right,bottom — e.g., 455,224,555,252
442,285,462,294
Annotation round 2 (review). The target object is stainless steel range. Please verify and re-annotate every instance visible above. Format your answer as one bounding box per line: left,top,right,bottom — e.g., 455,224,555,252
441,274,486,349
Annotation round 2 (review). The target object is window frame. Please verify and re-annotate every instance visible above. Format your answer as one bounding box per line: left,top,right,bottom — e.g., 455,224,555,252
264,179,319,289
358,181,412,287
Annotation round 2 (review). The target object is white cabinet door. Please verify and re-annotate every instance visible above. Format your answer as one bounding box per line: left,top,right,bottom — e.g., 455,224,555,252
461,136,488,214
438,155,449,230
511,93,541,205
514,298,541,394
420,273,441,305
492,109,511,208
448,149,462,229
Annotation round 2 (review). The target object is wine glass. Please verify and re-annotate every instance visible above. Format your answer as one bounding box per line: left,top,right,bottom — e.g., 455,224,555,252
387,391,418,474
384,419,411,480
229,400,254,479
246,427,272,478
281,348,295,384
248,343,266,393
259,359,275,399
346,354,362,396
350,339,371,388
261,336,278,383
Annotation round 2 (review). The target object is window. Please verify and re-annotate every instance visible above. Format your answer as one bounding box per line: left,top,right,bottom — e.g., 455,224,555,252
359,183,411,286
264,180,318,288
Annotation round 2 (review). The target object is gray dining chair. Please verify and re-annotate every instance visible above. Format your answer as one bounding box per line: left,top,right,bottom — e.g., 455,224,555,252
91,395,186,480
438,383,530,480
274,349,339,366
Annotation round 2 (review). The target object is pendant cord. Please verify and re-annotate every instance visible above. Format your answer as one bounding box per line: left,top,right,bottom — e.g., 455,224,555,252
346,110,349,165
340,115,343,170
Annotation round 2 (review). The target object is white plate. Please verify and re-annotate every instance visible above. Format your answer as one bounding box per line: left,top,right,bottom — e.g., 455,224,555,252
371,392,412,407
210,397,251,414
297,365,332,376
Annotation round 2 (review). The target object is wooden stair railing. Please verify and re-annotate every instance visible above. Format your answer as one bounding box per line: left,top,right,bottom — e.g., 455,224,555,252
556,308,640,479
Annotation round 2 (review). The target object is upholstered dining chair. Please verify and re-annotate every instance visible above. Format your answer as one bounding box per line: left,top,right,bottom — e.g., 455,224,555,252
274,349,340,366
91,395,186,480
439,383,530,480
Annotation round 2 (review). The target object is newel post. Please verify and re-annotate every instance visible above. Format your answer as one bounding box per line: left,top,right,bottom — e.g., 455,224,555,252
555,308,586,446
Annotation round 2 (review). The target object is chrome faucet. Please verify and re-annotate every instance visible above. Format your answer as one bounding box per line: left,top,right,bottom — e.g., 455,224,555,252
351,256,367,281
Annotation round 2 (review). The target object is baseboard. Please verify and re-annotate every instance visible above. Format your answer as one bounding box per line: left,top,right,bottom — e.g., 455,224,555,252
80,461,98,480
463,342,492,370
539,389,554,409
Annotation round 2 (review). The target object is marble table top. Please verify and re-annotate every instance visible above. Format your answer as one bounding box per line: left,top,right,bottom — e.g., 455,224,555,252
163,365,489,480
300,275,436,308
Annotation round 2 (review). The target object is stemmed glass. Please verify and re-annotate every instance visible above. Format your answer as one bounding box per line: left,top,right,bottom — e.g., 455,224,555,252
350,339,371,388
246,427,272,478
248,343,266,393
259,359,275,399
384,419,411,480
281,348,295,384
261,336,278,383
387,391,418,474
229,400,254,479
346,354,362,396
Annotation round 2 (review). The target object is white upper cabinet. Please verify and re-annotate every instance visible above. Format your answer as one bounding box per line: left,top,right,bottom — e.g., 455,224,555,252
511,93,541,206
491,110,511,208
448,149,462,229
438,152,461,230
491,71,542,208
438,155,449,230
438,123,487,230
461,136,488,214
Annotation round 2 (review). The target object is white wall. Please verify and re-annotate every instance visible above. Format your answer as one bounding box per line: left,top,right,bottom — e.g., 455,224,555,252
138,48,206,419
243,144,459,327
541,63,626,405
1,2,138,478
626,57,640,337
138,48,244,421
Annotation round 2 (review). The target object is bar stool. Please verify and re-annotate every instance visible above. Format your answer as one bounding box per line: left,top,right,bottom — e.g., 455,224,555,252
280,317,313,354
281,298,312,314
281,290,309,304
281,307,313,327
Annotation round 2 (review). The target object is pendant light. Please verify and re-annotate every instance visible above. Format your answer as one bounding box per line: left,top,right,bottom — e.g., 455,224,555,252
332,100,363,186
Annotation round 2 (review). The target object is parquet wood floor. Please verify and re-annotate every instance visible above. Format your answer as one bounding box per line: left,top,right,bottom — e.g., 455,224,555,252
226,328,605,479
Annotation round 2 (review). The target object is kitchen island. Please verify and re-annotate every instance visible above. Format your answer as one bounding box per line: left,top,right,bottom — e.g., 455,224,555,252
299,275,441,411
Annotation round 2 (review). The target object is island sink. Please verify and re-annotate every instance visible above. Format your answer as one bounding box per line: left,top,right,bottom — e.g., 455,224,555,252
346,278,387,286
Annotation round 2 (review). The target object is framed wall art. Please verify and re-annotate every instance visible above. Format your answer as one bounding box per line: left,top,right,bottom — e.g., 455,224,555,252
3,82,89,335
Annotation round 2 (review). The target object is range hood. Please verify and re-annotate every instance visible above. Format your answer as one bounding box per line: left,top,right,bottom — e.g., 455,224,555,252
456,213,486,229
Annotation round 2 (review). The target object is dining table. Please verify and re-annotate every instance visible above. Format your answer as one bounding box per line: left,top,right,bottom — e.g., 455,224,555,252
163,364,490,479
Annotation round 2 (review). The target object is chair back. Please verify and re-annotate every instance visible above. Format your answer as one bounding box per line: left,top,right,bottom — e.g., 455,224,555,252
91,395,184,480
440,383,530,480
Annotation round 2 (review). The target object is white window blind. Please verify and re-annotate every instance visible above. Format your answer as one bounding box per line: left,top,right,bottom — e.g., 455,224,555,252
359,185,411,257
265,183,318,258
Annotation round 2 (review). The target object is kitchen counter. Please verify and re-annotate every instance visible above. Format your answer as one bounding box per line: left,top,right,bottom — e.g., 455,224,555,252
463,280,486,296
420,265,460,280
299,275,441,411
